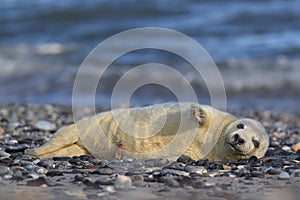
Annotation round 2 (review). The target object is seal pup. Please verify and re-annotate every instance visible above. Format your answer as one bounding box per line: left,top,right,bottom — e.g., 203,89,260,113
25,102,269,161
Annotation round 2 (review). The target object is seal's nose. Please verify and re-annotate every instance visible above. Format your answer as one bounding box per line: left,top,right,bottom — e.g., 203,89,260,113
233,134,245,145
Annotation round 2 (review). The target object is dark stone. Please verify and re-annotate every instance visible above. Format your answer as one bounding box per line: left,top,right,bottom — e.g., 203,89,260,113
267,168,281,175
165,178,180,188
196,159,209,169
91,167,114,175
94,177,114,186
177,155,194,165
5,144,29,153
27,177,50,186
46,170,64,177
53,156,72,161
250,171,265,178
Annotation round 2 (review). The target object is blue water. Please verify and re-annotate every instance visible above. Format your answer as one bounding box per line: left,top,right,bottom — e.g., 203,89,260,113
0,0,300,112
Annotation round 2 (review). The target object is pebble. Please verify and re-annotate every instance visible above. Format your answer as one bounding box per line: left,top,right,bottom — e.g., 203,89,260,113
0,126,4,134
0,166,11,176
144,158,169,167
160,169,189,177
92,167,114,175
278,171,290,180
184,165,207,175
165,178,180,188
0,151,11,158
291,143,300,152
250,171,265,178
176,155,194,164
7,139,18,145
267,168,281,175
34,120,56,131
281,145,291,151
94,177,114,186
114,175,132,191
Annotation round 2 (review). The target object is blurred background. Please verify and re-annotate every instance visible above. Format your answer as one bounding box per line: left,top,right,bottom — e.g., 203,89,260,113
0,0,300,112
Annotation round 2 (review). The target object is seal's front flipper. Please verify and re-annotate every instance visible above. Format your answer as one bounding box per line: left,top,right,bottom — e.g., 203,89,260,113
190,104,206,126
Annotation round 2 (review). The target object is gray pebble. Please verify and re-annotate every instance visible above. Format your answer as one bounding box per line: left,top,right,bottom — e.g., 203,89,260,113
144,158,169,167
165,178,180,188
34,167,48,174
250,171,265,178
184,165,207,175
34,120,56,131
94,177,114,186
160,169,189,177
114,175,132,191
92,167,114,175
0,166,11,176
278,171,290,180
0,151,11,158
267,168,281,175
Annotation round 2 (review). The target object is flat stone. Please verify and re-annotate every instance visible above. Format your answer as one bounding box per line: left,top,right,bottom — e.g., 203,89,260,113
92,167,114,175
26,177,50,186
267,168,281,175
114,175,132,191
250,171,265,178
160,169,189,177
0,166,10,176
278,171,290,180
176,155,193,164
165,178,180,188
0,151,11,158
34,120,56,131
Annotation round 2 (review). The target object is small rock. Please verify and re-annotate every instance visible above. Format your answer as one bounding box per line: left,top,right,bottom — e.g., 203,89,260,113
0,151,11,158
176,155,193,164
114,175,132,191
94,177,114,186
0,126,4,134
27,177,50,186
250,171,265,178
184,165,207,175
92,167,114,175
0,166,11,176
104,186,115,194
165,178,180,188
34,120,56,131
7,139,18,145
144,158,169,167
38,159,55,169
5,144,29,153
46,170,64,177
160,169,189,177
267,168,281,175
278,171,290,180
281,145,291,151
291,143,300,152
34,167,48,174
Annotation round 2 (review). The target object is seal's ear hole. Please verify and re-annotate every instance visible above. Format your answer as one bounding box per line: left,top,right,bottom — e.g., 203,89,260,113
236,123,244,129
252,138,260,148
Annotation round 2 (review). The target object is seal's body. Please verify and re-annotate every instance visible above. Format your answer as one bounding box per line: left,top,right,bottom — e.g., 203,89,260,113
25,103,269,161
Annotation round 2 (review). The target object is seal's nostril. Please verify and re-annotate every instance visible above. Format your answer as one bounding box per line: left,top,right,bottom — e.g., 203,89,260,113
238,138,245,144
233,134,239,142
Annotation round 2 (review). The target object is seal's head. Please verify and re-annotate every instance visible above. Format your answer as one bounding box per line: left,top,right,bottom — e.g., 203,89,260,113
225,118,269,160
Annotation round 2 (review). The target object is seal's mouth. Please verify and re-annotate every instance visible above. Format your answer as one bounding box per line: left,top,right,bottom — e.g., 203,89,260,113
227,142,249,155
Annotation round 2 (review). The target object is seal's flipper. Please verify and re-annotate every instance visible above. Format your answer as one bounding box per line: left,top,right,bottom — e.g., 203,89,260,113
25,124,79,157
190,104,206,126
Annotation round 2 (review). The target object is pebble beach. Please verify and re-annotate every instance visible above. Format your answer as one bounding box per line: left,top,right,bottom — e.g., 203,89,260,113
0,104,299,200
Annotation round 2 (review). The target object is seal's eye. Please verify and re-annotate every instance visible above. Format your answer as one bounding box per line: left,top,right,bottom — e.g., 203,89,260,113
236,123,244,129
252,139,260,148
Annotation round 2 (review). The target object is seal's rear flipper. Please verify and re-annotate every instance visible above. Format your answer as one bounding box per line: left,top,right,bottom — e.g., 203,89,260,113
25,124,79,157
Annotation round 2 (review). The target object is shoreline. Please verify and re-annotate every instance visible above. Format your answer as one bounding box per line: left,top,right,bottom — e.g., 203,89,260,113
0,104,299,200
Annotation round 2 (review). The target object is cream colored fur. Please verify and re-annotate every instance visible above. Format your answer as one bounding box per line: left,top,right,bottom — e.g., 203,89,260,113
25,102,269,161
